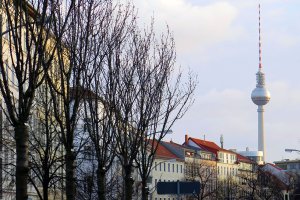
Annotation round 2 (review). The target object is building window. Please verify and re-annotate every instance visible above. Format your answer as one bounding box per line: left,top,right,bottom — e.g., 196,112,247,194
176,164,178,173
180,165,183,173
5,17,10,39
219,152,224,162
159,163,161,171
5,61,9,81
172,164,174,172
285,194,289,200
11,66,15,85
164,163,166,172
155,162,157,171
84,146,93,160
23,32,27,52
4,148,8,169
84,175,93,194
83,118,92,132
168,163,170,172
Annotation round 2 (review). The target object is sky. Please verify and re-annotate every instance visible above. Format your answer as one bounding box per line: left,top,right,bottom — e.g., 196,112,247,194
131,0,300,163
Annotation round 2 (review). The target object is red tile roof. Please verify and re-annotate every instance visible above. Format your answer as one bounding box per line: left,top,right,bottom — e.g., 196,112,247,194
153,140,180,160
185,136,255,164
189,137,233,155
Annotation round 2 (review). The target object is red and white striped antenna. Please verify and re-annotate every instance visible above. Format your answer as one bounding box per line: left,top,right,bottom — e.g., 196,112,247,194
259,4,262,69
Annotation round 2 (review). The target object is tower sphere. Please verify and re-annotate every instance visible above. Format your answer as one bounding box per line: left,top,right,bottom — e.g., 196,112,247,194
251,87,270,105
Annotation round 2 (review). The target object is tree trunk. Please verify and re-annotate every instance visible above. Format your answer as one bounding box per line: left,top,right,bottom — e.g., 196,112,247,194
15,124,29,200
124,166,134,200
141,179,148,200
43,182,49,200
65,151,76,200
97,167,106,200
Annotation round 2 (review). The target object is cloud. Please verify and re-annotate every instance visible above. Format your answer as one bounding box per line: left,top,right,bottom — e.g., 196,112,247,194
132,0,240,54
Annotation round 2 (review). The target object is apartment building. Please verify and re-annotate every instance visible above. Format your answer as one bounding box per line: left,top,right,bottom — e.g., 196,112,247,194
161,141,217,199
184,135,239,180
148,141,185,200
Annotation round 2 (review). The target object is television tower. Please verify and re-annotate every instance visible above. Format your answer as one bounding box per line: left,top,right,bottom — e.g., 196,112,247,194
251,4,271,163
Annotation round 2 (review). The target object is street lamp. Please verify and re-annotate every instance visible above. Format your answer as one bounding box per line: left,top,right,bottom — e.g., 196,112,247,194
285,149,300,153
147,129,173,136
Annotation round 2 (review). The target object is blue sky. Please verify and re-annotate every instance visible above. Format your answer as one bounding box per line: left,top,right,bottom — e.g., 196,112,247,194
132,0,300,163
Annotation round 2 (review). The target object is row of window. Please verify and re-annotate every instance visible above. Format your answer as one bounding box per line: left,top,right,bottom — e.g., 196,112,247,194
288,163,300,170
218,166,238,176
154,162,183,173
185,164,214,177
2,14,31,52
154,162,240,177
218,152,236,164
0,61,17,86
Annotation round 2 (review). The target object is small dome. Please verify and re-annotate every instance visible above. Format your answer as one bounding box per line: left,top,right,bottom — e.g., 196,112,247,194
251,87,271,105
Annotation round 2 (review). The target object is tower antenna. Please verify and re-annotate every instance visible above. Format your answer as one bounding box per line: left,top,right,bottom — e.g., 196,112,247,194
220,134,224,149
259,4,262,69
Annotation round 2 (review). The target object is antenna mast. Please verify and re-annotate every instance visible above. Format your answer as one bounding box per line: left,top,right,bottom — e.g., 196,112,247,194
259,4,262,69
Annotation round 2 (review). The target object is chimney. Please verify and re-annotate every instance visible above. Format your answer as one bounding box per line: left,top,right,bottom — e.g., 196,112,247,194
185,134,189,144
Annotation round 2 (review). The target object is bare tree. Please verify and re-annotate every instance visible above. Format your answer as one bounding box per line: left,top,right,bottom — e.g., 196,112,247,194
0,0,73,199
77,2,137,199
237,166,295,200
185,157,217,200
133,27,196,199
216,176,239,200
237,167,260,200
28,82,64,200
257,169,286,200
45,1,109,199
106,19,196,199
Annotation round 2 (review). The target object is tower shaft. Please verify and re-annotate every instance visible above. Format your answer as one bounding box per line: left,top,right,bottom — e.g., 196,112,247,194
257,105,265,162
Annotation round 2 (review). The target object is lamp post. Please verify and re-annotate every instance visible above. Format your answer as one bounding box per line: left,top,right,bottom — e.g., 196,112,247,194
285,149,300,153
146,129,173,137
